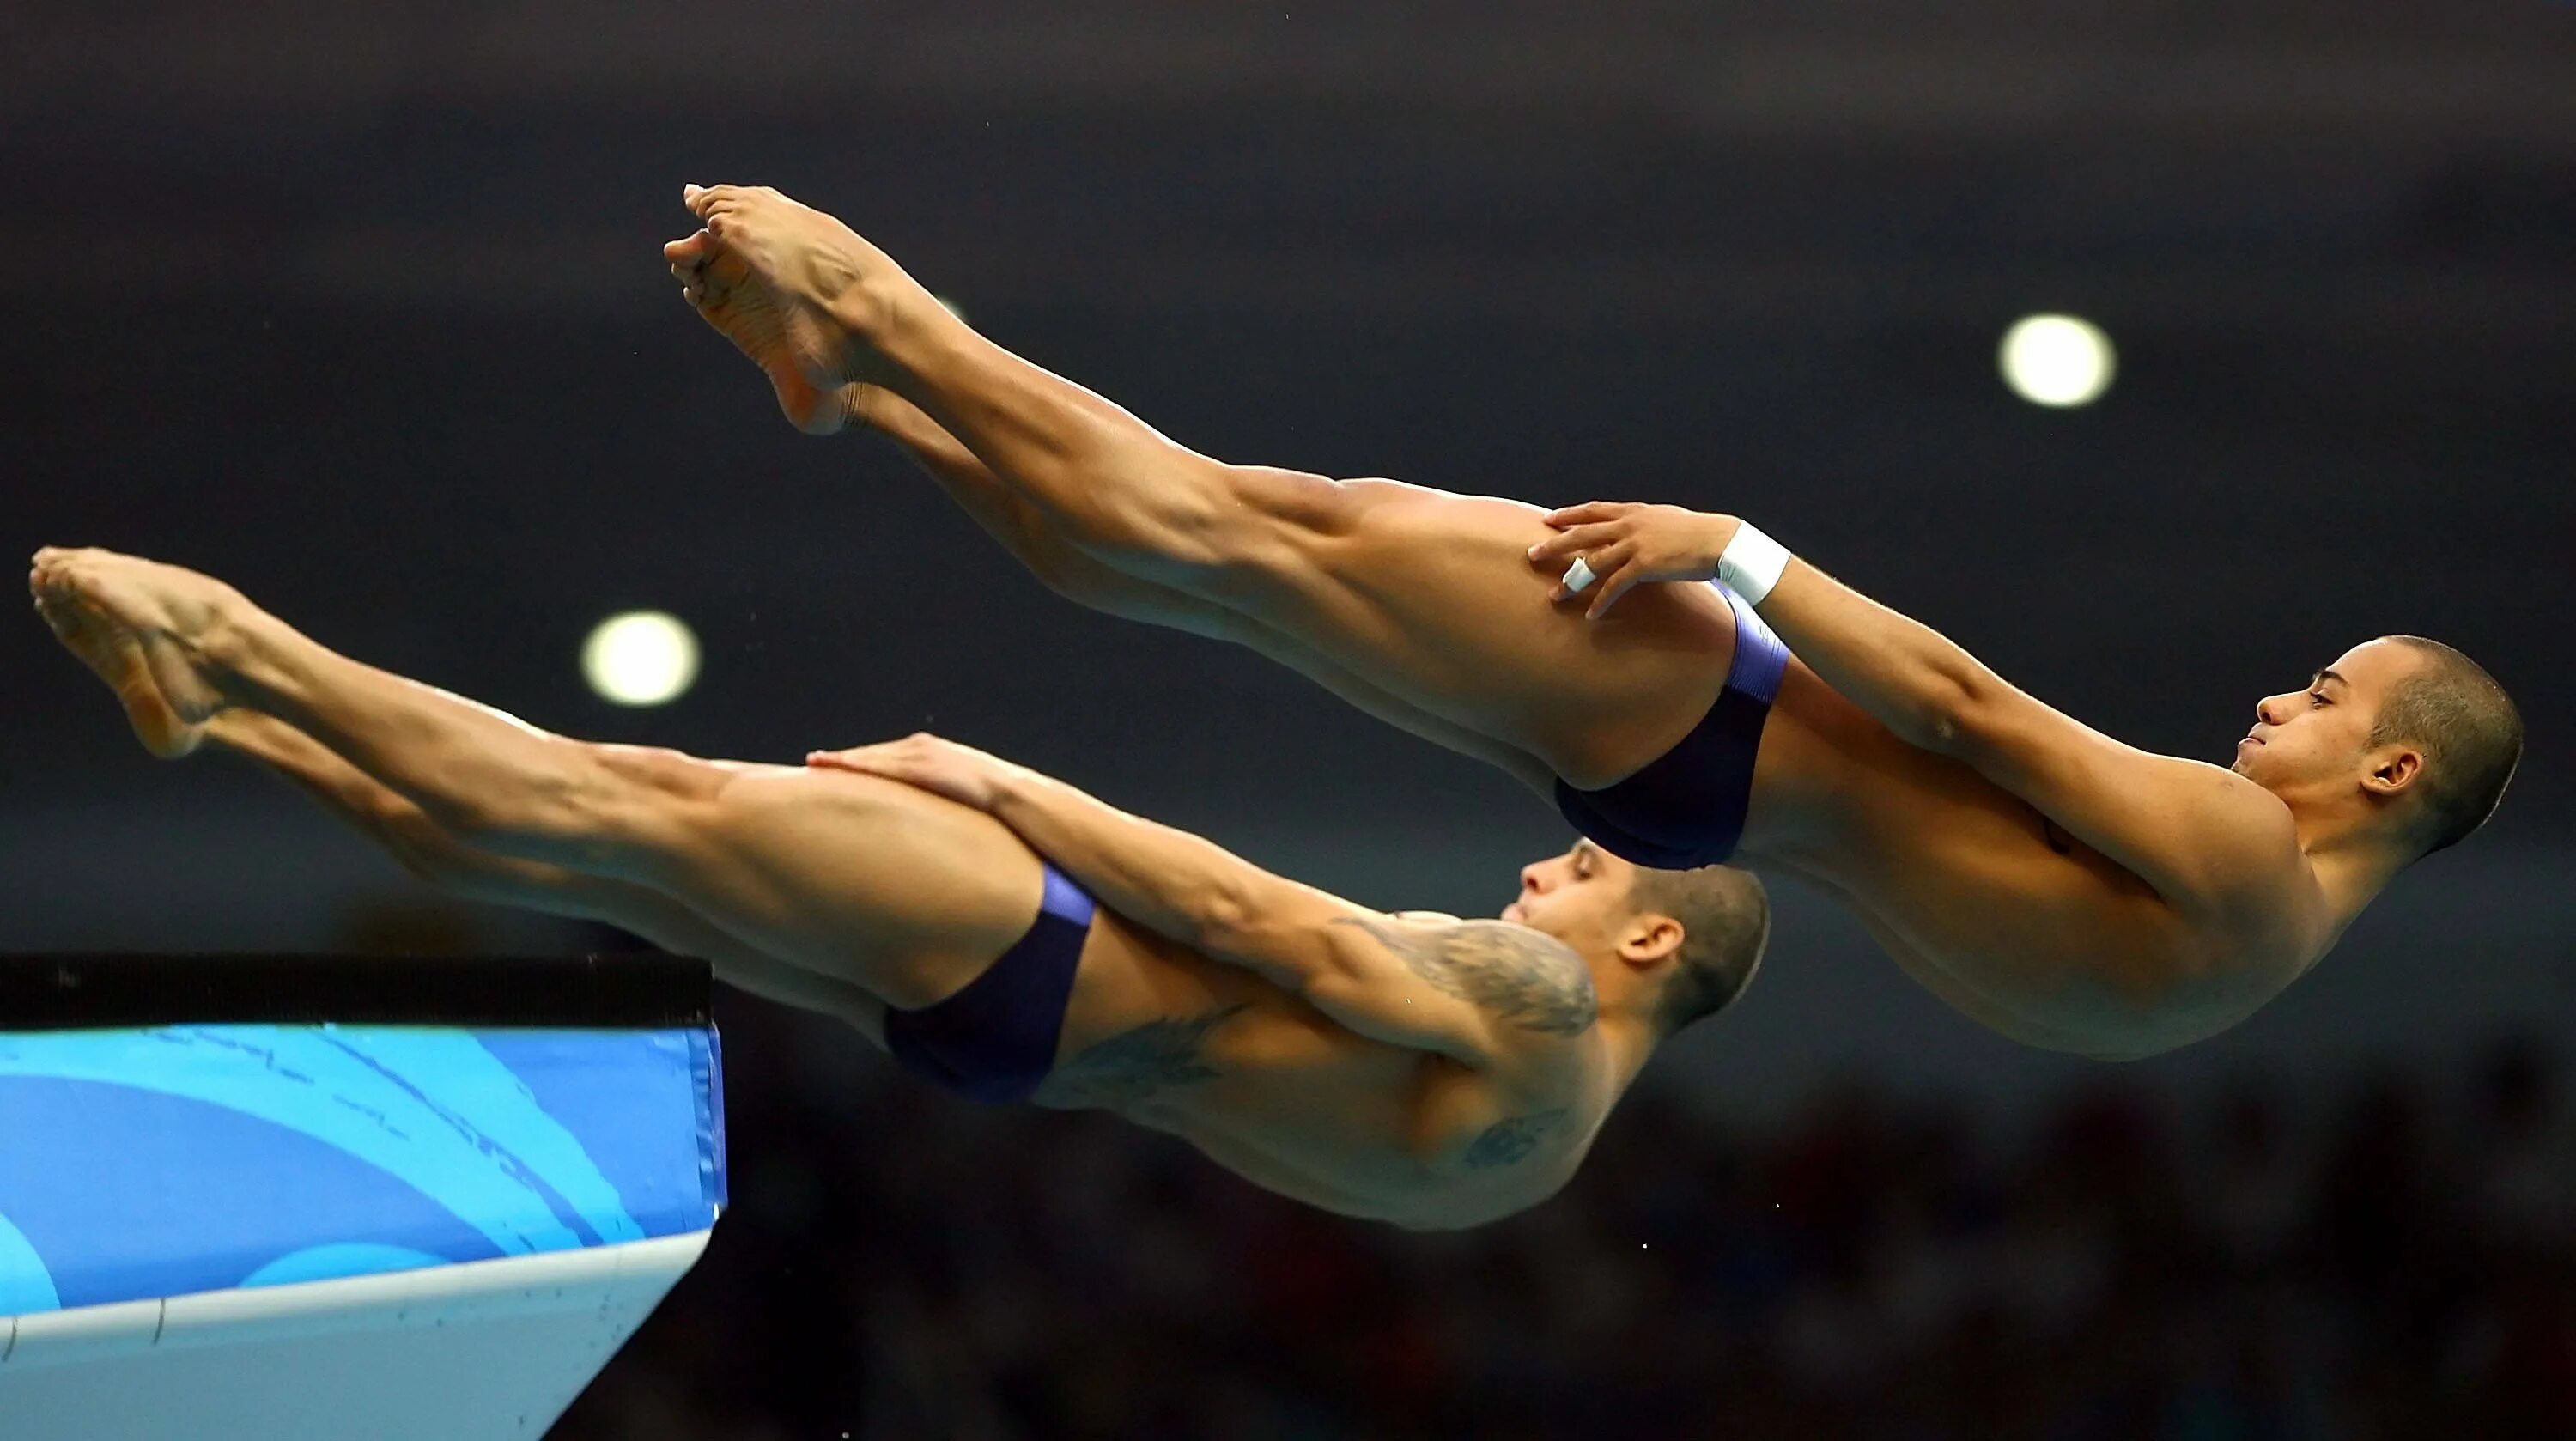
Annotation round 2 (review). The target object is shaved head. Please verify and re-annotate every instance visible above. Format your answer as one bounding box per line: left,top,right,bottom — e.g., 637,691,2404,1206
2370,636,2522,856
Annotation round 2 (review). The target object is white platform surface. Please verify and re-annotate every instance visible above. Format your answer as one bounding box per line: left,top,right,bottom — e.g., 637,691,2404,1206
0,1230,711,1440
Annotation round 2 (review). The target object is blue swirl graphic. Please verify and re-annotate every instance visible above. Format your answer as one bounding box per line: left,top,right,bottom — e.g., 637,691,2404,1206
0,1024,719,1315
0,1209,60,1316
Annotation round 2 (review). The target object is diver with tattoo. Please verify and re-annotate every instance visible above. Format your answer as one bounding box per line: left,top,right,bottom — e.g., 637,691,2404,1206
30,546,1767,1231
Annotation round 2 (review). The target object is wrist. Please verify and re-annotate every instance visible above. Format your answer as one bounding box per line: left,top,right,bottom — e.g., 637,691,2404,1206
981,769,1030,816
1714,518,1792,605
1698,513,1746,573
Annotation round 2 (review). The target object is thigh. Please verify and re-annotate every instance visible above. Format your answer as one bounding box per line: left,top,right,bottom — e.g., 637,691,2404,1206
1226,626,1558,794
410,814,895,1041
607,760,1049,1011
561,876,890,1045
1191,471,1738,786
974,486,1556,790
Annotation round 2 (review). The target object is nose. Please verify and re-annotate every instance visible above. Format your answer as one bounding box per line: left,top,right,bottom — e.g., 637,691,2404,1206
2255,693,2290,727
1520,863,1548,895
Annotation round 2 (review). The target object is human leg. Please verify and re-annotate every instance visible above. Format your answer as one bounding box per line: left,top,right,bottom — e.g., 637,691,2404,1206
34,547,1050,1011
676,187,1733,783
213,708,890,1037
33,581,888,1032
658,233,1553,783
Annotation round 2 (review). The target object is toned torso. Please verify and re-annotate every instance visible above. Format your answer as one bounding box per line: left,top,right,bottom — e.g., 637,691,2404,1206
1031,910,1610,1231
1745,662,2320,1055
1230,478,2326,1057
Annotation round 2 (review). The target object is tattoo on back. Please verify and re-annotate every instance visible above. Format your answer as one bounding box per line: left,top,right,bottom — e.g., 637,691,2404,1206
1466,1110,1571,1169
1042,1003,1251,1109
1333,916,1599,1036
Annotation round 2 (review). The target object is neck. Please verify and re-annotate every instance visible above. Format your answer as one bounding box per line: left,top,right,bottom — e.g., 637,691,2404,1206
1592,1005,1665,1093
2288,806,2411,932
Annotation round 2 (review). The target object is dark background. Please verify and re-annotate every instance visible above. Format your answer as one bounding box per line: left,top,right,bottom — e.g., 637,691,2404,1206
4,3,2572,1436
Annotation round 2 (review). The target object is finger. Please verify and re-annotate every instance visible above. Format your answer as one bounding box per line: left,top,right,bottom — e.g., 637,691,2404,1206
1545,501,1628,527
1547,555,1597,603
1526,531,1582,564
805,753,896,777
803,745,880,765
1527,521,1625,564
664,231,714,263
1586,562,1644,620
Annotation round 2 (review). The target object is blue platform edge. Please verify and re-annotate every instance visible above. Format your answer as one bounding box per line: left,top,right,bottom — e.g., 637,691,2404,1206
0,1024,727,1316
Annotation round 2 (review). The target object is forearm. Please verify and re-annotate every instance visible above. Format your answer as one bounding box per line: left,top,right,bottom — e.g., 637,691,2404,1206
1747,545,1996,753
983,771,1298,975
1543,502,1998,751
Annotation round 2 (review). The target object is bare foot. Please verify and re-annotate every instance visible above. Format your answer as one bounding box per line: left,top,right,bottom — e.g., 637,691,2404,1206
673,184,928,394
665,228,861,436
30,575,205,758
29,548,247,727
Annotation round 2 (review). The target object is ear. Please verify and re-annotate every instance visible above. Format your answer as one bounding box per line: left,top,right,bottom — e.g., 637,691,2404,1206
2362,744,2425,799
1618,913,1686,970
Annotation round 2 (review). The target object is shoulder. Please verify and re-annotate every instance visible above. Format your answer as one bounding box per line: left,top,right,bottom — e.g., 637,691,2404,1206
2161,760,2309,905
1331,914,1601,1040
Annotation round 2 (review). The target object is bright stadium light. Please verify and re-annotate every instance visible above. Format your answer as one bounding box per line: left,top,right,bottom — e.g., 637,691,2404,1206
581,611,701,707
1999,313,2116,408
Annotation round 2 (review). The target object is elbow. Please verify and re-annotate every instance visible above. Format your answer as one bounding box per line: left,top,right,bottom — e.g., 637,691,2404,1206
1911,671,1993,757
1916,706,1966,757
1191,879,1258,955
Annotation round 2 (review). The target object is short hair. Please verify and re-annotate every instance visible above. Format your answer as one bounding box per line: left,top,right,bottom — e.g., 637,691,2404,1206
2368,636,2523,857
1626,866,1771,1036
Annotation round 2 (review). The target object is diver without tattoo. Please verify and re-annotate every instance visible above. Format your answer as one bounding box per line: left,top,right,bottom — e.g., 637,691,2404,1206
1334,917,1599,1037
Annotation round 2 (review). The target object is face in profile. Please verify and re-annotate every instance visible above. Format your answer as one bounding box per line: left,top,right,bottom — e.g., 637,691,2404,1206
2230,637,2425,793
1504,838,1637,951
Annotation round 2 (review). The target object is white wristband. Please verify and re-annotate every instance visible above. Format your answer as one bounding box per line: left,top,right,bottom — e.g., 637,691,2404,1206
1716,521,1791,605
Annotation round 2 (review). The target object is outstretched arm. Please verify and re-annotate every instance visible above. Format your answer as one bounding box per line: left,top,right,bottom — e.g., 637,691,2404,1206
808,735,1598,1064
1532,504,2295,914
